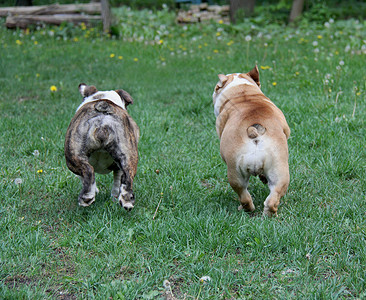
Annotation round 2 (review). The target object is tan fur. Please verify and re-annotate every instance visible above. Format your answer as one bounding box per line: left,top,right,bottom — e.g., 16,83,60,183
213,66,290,217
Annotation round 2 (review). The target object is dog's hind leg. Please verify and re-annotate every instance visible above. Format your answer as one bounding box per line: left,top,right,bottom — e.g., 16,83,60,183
228,168,255,212
75,160,97,207
263,167,289,217
107,147,136,211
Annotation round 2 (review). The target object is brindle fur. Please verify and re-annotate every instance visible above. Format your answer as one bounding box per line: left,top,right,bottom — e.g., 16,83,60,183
64,85,139,210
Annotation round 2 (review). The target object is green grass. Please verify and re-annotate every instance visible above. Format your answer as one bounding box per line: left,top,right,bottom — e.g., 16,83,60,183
0,9,365,299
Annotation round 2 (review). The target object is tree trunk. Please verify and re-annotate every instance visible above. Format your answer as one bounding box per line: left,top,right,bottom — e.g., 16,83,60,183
289,0,305,23
230,0,255,23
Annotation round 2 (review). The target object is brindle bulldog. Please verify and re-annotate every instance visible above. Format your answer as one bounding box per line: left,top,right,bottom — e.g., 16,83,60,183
65,84,139,210
212,66,290,217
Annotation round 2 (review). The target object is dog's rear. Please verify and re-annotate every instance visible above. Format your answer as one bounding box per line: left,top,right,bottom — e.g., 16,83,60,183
213,66,290,216
65,84,139,210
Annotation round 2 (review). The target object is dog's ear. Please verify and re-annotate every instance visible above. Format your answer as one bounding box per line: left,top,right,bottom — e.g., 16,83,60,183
247,66,260,87
116,89,134,106
217,74,228,89
79,83,98,98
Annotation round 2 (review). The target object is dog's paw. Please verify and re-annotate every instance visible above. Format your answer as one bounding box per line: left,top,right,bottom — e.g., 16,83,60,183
78,196,95,207
263,207,277,217
238,203,255,212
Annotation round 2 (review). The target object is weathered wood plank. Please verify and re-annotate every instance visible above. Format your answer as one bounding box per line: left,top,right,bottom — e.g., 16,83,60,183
6,14,101,28
0,3,101,17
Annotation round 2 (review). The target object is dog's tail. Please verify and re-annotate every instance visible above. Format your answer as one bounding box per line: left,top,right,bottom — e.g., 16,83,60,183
247,124,266,139
94,101,113,114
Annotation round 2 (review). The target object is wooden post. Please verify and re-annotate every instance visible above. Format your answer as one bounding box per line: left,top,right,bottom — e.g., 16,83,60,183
101,0,111,33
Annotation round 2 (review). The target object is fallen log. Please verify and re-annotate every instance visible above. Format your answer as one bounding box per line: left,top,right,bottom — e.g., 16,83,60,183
6,14,101,29
0,3,101,17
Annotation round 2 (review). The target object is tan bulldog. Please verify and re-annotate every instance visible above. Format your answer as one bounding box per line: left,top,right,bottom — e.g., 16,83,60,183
64,84,139,210
212,66,290,216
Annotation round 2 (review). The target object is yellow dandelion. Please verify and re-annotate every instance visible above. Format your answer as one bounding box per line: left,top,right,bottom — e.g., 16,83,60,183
295,71,300,76
133,58,138,62
218,20,224,24
198,45,202,49
335,51,339,55
272,82,277,86
110,53,115,58
118,56,123,60
73,37,79,42
158,39,163,44
50,85,57,92
356,92,361,96
16,40,22,45
81,22,87,30
204,43,208,47
36,73,40,78
260,66,270,70
317,35,323,39
213,49,219,53
34,41,38,45
216,32,221,37
37,169,43,174
227,40,234,46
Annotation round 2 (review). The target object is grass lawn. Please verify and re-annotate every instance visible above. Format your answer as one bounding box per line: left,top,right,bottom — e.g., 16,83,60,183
0,7,365,299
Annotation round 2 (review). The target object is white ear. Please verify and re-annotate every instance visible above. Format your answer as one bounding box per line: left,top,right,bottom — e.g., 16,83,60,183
79,83,87,96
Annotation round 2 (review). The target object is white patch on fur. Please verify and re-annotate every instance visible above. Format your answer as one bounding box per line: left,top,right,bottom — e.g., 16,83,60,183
237,137,268,177
213,74,256,117
76,90,126,112
118,184,134,209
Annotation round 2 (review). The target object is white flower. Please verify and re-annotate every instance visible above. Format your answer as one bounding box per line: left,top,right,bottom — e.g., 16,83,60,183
339,60,345,66
314,48,319,53
245,35,252,42
312,41,318,46
200,276,211,283
336,66,341,70
33,150,39,156
329,18,334,23
324,22,330,28
345,45,351,52
14,178,23,185
324,79,329,85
